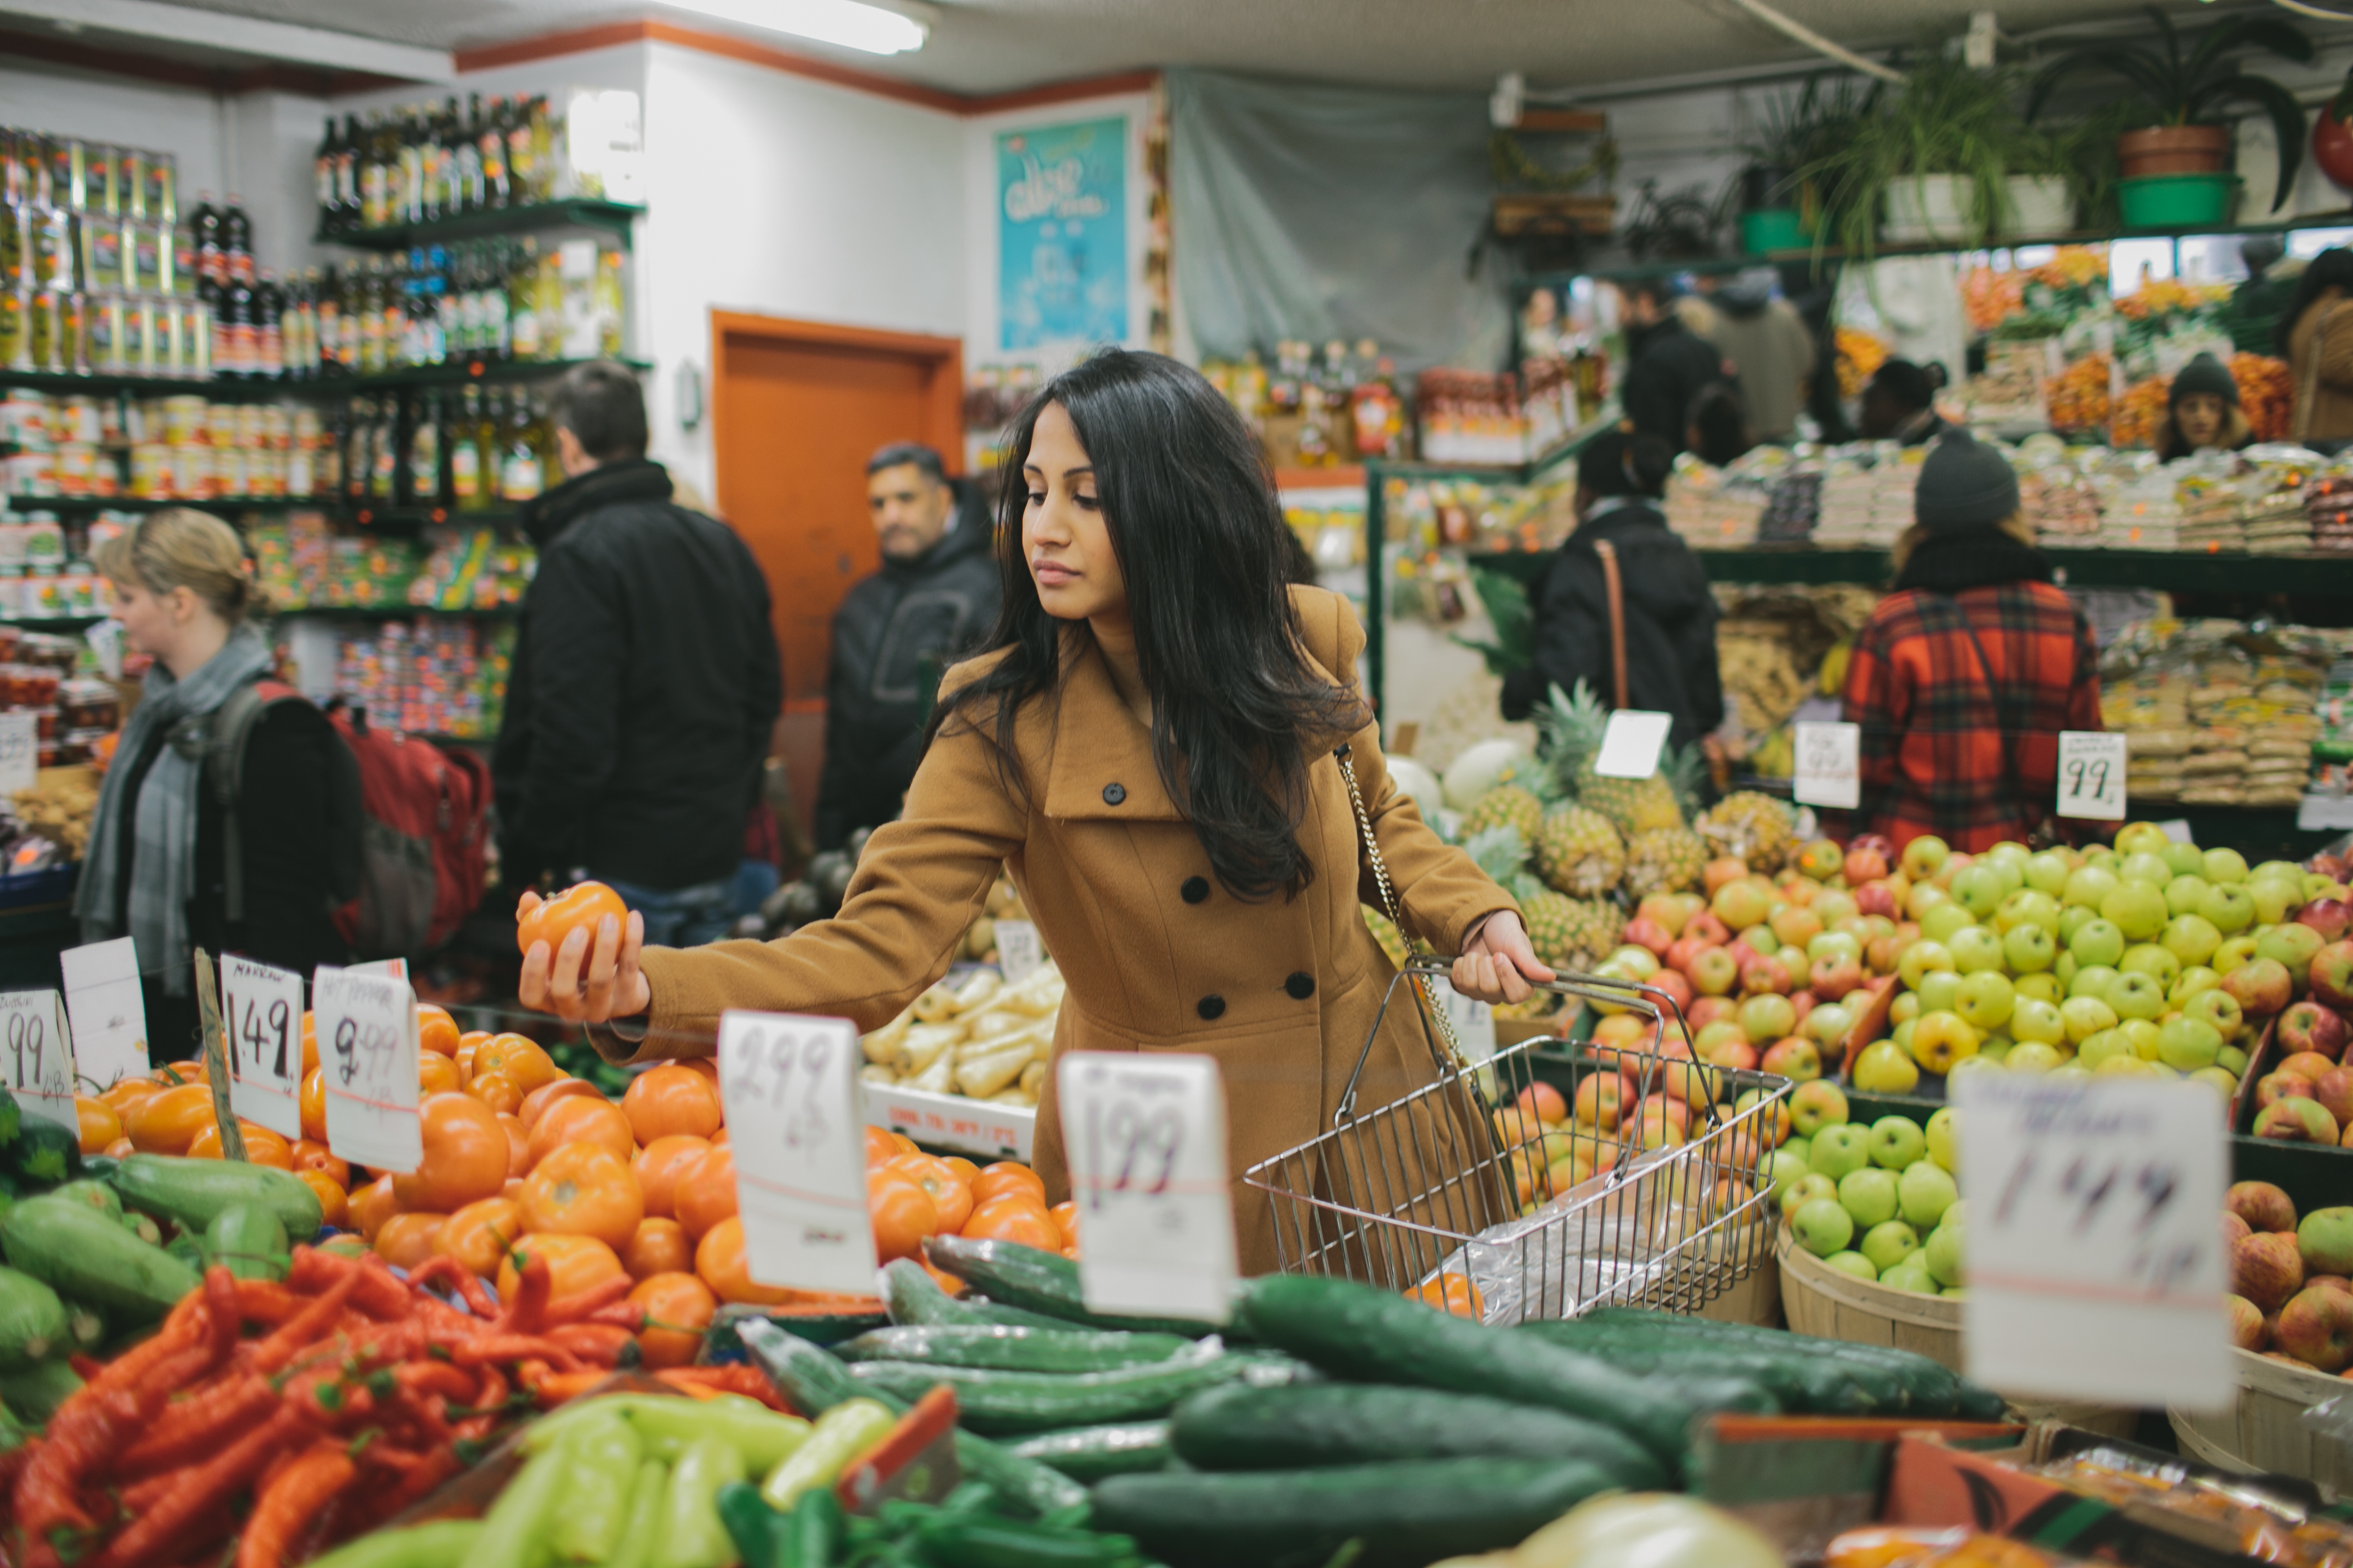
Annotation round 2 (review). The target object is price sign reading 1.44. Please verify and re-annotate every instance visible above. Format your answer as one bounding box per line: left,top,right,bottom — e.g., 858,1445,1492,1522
219,956,304,1140
717,1010,876,1296
1058,1051,1235,1323
312,968,422,1174
2056,731,2128,821
0,990,74,1133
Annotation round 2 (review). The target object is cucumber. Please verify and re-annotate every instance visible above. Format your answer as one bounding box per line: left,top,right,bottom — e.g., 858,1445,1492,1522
105,1153,323,1241
1579,1308,2005,1420
50,1180,122,1219
834,1324,1189,1375
64,1304,105,1353
1167,1381,1666,1488
879,1259,1072,1332
122,1211,163,1247
0,1355,82,1422
0,1264,69,1372
845,1346,1287,1435
204,1202,289,1282
1519,1319,1898,1414
921,1238,1218,1337
1005,1422,1172,1482
1092,1457,1621,1568
1,1193,203,1323
2,1117,78,1188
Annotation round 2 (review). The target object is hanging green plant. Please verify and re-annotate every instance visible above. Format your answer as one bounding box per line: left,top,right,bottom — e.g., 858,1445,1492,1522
1488,131,1620,193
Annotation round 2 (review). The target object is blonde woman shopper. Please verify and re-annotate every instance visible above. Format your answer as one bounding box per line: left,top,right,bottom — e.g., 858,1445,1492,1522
77,509,356,1061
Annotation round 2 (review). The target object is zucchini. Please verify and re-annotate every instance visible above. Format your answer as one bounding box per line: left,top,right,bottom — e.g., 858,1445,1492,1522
0,1355,82,1422
879,1259,1070,1332
1234,1274,1751,1473
1005,1422,1172,1482
105,1153,322,1241
1,1193,202,1323
1579,1308,2006,1420
204,1202,290,1282
1167,1381,1665,1488
1519,1320,1898,1414
50,1180,122,1219
2,1116,78,1188
921,1238,1218,1337
1092,1457,1621,1568
834,1324,1189,1375
844,1346,1285,1435
122,1211,163,1247
0,1264,69,1372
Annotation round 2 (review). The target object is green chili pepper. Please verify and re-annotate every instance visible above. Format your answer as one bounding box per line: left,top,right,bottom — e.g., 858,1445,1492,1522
760,1399,896,1512
652,1434,747,1568
911,1514,1141,1568
304,1521,486,1568
603,1458,670,1568
941,1482,998,1517
551,1405,645,1564
460,1435,576,1568
715,1480,780,1568
525,1393,812,1472
780,1486,846,1568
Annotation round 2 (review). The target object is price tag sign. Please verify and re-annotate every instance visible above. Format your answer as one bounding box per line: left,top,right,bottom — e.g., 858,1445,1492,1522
345,958,409,982
2056,730,2128,821
1059,1052,1235,1323
718,1010,876,1295
220,956,304,1140
995,920,1045,985
1791,721,1861,810
1954,1073,2230,1409
312,968,422,1173
60,937,148,1086
0,990,73,1132
1591,710,1673,779
0,710,36,795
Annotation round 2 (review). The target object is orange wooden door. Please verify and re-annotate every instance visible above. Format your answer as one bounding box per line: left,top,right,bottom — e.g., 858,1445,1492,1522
710,310,963,842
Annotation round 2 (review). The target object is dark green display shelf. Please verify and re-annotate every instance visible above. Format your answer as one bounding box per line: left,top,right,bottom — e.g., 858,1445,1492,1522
315,199,645,252
277,603,518,620
2,358,644,403
0,369,282,400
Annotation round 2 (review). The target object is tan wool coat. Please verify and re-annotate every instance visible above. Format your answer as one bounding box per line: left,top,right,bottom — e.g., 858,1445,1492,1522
607,585,1516,1276
2289,296,2353,444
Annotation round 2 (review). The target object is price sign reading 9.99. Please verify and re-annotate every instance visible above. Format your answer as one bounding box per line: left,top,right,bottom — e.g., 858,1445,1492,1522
718,1010,875,1296
1058,1052,1235,1323
312,968,421,1173
2056,730,2128,821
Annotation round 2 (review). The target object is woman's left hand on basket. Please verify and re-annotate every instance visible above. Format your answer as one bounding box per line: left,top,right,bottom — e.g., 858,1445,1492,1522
517,891,652,1024
1450,911,1553,1005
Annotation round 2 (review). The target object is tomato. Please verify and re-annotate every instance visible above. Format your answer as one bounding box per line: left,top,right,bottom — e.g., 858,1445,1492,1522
621,1064,723,1145
693,1216,799,1306
520,1142,644,1250
497,1113,529,1177
73,1097,120,1155
868,1175,937,1263
673,1145,738,1240
1049,1200,1079,1250
99,1077,162,1119
923,1261,967,1297
961,1197,1057,1251
887,1154,972,1236
518,881,628,958
628,1272,717,1368
634,1135,712,1220
393,1094,510,1214
520,1077,602,1131
525,1095,636,1171
416,1004,461,1058
455,1032,490,1083
474,1036,562,1096
290,1139,349,1188
673,1058,720,1087
864,1126,904,1169
300,1012,318,1077
437,1196,524,1278
125,1084,218,1155
295,1169,347,1228
300,1067,328,1142
374,1211,445,1270
468,1071,521,1117
1409,1272,1485,1320
622,1216,692,1279
939,1155,979,1184
188,1120,292,1169
498,1233,624,1303
971,1162,1046,1208
419,1053,462,1097
2320,84,2353,193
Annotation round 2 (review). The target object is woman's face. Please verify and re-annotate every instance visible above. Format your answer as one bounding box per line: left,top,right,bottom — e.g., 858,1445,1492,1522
111,578,186,658
2177,392,2227,449
1023,401,1127,623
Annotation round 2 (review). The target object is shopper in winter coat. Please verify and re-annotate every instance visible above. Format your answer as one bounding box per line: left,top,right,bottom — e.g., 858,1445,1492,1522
80,510,355,1060
2155,353,2255,461
494,362,783,948
2284,249,2353,445
515,349,1542,1276
1702,268,1817,443
1836,433,2100,853
1618,278,1730,454
1858,359,1951,445
1502,431,1726,754
814,443,1001,850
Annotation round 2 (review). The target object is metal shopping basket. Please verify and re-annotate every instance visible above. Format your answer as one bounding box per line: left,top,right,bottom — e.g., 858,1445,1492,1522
1242,957,1792,1326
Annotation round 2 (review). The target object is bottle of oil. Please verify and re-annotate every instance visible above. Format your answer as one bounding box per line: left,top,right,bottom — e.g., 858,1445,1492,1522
497,386,544,502
407,390,444,507
451,385,486,510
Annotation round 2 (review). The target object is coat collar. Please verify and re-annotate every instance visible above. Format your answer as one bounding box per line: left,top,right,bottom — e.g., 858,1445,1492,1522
1041,627,1186,822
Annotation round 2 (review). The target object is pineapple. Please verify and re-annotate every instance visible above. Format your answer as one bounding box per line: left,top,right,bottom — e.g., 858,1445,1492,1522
1624,826,1710,898
1534,805,1624,897
1697,790,1797,871
1537,683,1686,837
1462,784,1544,847
1519,889,1582,968
1564,898,1623,970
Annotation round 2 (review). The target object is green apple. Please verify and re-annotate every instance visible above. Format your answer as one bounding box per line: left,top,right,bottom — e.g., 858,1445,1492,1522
2160,913,2222,969
2008,996,2065,1046
1892,1018,1916,1053
2250,877,2301,926
2083,847,2119,873
1889,991,1921,1025
2182,987,2242,1041
2059,994,2119,1043
1738,924,1778,957
2204,847,2250,885
1948,925,2006,974
2255,860,2306,885
1919,903,1974,944
2199,883,2256,936
2064,865,2120,910
1906,880,1950,922
2056,903,2100,945
2053,951,2080,990
1852,1039,1920,1094
1897,941,1956,990
2024,851,2072,896
2217,1044,2250,1077
2015,971,2063,1005
1839,1166,1901,1229
2157,1015,2224,1072
2158,840,2205,878
2095,1053,2160,1078
1976,1032,2013,1063
1804,1002,1856,1049
1782,1134,1812,1168
1956,970,2015,1031
2213,935,2259,975
2164,874,2213,919
1913,969,1963,1015
1900,834,1951,881
2119,942,2183,990
2069,917,2127,968
1767,1148,1811,1200
2257,922,2326,977
2192,1066,2240,1098
1947,1054,2002,1091
1779,1171,1837,1219
2114,821,2171,857
1809,931,1862,965
1791,1195,1857,1257
1923,1222,1967,1286
1880,1258,1940,1294
1867,1114,1926,1169
2101,882,2169,942
2068,964,2118,1002
1824,1250,1878,1280
2118,851,2174,888
2001,923,2057,974
2048,1063,2092,1082
1809,1123,1872,1180
1924,1107,1960,1174
1788,1080,1849,1135
2005,1040,2063,1073
1860,1219,1921,1273
1951,863,2008,917
1938,1199,1969,1231
2076,1029,2131,1069
2169,965,2221,1005
2107,971,2167,1021
1899,1158,1959,1228
2119,1017,2162,1060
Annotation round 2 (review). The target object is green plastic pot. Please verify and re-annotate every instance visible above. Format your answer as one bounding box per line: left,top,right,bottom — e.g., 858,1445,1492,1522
1742,209,1809,255
2117,173,2238,230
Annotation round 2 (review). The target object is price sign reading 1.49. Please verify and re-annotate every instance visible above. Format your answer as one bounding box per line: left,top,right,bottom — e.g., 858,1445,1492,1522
1058,1051,1235,1323
312,968,422,1174
2055,730,2128,821
0,990,74,1133
219,956,304,1140
717,1010,876,1296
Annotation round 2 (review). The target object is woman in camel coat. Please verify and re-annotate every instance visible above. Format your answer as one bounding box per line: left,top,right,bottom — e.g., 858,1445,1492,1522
2284,248,2353,445
520,350,1546,1277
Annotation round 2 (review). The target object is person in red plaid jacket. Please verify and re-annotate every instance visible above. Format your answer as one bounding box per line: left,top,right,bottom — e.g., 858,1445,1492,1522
1830,433,2101,852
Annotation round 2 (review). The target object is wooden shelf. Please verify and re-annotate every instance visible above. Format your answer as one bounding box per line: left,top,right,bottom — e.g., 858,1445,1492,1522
315,199,644,252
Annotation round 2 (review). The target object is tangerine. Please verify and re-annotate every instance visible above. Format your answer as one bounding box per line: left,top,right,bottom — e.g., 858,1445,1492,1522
436,1196,524,1278
295,1169,347,1228
374,1211,446,1270
125,1084,218,1155
498,1233,624,1302
673,1145,738,1240
391,1094,509,1214
519,1077,601,1131
73,1097,120,1155
188,1120,292,1168
693,1216,799,1306
621,1065,723,1144
473,1035,562,1095
961,1197,1058,1250
971,1162,1046,1208
622,1216,692,1279
519,1142,644,1250
416,1004,461,1058
633,1135,711,1219
299,1067,327,1142
524,1095,635,1171
290,1139,349,1187
467,1070,522,1117
869,1175,938,1262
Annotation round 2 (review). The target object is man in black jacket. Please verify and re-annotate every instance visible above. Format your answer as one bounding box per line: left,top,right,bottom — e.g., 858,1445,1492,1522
1617,277,1731,456
493,362,782,947
814,442,1000,849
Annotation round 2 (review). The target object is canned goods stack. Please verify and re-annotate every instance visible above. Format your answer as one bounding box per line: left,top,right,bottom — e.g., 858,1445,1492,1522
0,626,106,765
247,512,425,609
0,384,327,502
327,615,512,739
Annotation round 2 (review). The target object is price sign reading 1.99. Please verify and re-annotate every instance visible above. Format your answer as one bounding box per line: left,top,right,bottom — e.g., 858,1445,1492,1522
718,1010,876,1296
312,968,421,1173
2056,730,2128,821
219,956,304,1140
1058,1051,1235,1323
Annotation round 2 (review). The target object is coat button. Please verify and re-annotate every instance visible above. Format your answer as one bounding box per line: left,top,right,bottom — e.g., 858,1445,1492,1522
1180,876,1209,904
1285,971,1316,1000
1197,994,1226,1021
1102,782,1126,806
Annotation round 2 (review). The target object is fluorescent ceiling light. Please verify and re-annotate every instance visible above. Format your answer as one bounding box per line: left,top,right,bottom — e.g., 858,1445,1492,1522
667,0,927,54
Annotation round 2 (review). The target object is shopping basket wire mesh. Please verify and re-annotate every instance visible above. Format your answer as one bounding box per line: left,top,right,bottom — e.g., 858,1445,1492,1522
1243,957,1792,1325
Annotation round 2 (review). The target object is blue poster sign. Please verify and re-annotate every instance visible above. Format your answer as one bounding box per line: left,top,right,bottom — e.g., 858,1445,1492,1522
998,117,1128,351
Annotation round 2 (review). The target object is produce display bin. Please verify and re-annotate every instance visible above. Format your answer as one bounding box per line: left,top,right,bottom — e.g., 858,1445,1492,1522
863,1079,1034,1162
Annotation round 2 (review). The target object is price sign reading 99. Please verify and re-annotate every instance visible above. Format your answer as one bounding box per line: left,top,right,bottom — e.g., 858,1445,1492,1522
312,968,421,1173
219,956,303,1140
717,1010,875,1296
2056,730,2128,821
0,990,74,1133
1058,1052,1235,1323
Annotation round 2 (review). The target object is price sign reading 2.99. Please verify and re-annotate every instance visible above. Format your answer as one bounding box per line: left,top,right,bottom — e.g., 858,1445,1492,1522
312,968,421,1173
717,1010,876,1296
219,956,304,1140
2056,731,2128,821
1058,1052,1235,1323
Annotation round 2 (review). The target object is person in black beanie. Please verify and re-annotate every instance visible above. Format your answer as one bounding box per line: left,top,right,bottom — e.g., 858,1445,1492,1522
1858,358,1949,445
2155,352,2255,460
1829,431,2101,851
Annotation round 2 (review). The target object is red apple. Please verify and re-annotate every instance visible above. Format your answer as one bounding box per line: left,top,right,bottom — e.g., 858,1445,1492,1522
2277,1001,2350,1063
2224,957,2296,1020
2233,1230,2308,1313
1850,832,1895,862
2256,1072,2317,1111
2301,902,2353,945
2224,1210,2254,1249
2311,940,2353,1010
1666,936,1711,977
1852,881,1898,919
2228,1181,2300,1234
1865,934,1908,974
2317,1067,2353,1131
2228,1293,2269,1351
1700,1036,1759,1072
1623,916,1675,959
1739,954,1795,997
2275,1286,2353,1372
1788,989,1815,1025
1844,846,1889,884
1759,1036,1821,1081
1810,953,1864,1001
2310,1275,2353,1295
1685,910,1732,947
1689,947,1738,998
1649,968,1694,1018
1686,995,1736,1030
2256,1097,2341,1144
1572,1073,1624,1131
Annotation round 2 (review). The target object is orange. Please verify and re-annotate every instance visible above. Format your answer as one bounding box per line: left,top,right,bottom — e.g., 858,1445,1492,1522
634,1135,712,1219
467,1071,522,1117
622,1216,692,1279
1410,1272,1485,1320
887,1154,972,1236
971,1162,1046,1208
496,1113,529,1177
418,1053,462,1097
864,1126,904,1169
125,1084,219,1155
961,1197,1058,1250
416,1004,461,1058
868,1175,937,1263
299,1067,327,1142
621,1064,723,1144
291,1139,349,1188
99,1077,162,1118
455,1033,488,1084
520,1077,602,1131
673,1145,738,1241
474,1035,562,1095
374,1211,445,1270
295,1169,347,1228
392,1094,510,1214
1049,1200,1079,1250
74,1097,121,1155
497,1232,624,1303
519,1142,644,1250
627,1272,716,1369
188,1120,293,1169
437,1196,524,1278
525,1095,635,1172
693,1216,799,1306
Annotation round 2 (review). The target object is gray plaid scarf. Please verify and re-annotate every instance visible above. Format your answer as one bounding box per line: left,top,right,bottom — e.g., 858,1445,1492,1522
76,627,275,996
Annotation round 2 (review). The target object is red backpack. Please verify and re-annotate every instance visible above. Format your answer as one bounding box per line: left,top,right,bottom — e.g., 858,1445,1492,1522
207,682,492,958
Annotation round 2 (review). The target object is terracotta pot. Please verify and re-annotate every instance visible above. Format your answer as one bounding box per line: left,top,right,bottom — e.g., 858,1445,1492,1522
2118,124,2231,180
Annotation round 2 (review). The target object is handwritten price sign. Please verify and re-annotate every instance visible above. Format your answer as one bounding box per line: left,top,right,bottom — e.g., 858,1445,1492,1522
1059,1052,1235,1323
2056,731,2127,821
0,990,73,1132
1791,721,1861,810
718,1011,876,1296
313,968,421,1173
220,956,304,1140
1954,1073,2230,1409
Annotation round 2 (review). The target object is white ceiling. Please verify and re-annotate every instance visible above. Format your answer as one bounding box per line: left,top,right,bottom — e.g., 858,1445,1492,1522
49,0,2194,96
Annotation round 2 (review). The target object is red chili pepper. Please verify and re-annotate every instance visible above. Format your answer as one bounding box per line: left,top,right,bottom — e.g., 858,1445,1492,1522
585,1301,645,1329
394,1360,476,1403
492,1252,552,1335
403,1256,500,1319
233,1440,356,1568
67,1353,105,1380
450,1335,581,1372
528,1369,611,1409
115,1376,278,1480
230,1279,310,1326
654,1364,794,1411
541,1275,633,1325
87,1403,320,1568
241,1270,359,1374
471,1363,510,1413
286,1248,411,1321
365,1441,461,1525
13,1388,137,1539
201,1267,241,1370
544,1323,631,1366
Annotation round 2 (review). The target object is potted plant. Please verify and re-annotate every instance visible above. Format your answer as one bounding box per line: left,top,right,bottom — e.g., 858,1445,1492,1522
2027,6,2310,221
1799,52,2027,257
1734,75,1873,255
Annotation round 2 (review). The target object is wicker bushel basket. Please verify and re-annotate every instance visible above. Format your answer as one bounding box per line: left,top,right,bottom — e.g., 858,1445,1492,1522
2169,1347,2353,1496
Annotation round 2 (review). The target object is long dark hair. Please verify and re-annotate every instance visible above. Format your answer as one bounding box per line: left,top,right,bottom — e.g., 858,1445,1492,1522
930,349,1365,901
2277,248,2353,355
